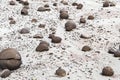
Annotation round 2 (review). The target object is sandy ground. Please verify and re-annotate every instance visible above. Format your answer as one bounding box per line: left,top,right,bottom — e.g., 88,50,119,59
0,0,120,80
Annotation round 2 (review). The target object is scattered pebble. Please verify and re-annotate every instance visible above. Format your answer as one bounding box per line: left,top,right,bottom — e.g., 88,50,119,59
21,8,28,15
36,41,49,52
82,46,91,52
102,66,114,76
65,21,76,31
55,67,66,77
0,69,11,78
19,28,30,34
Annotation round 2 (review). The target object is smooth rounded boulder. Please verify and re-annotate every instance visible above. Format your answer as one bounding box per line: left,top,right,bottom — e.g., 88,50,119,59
0,48,22,70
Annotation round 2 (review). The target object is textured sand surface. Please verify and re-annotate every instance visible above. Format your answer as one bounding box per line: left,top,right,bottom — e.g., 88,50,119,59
0,0,120,80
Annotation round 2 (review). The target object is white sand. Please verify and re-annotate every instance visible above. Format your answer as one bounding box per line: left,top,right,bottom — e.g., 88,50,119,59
0,0,120,80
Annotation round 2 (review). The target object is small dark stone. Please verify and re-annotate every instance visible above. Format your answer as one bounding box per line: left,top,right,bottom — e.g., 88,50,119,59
22,1,29,5
21,8,28,15
51,36,62,43
72,2,78,6
38,24,45,28
9,1,16,5
103,1,109,7
60,11,69,19
44,4,49,7
55,67,66,77
33,34,43,38
82,46,91,52
48,34,54,39
65,21,76,31
76,4,83,9
114,50,120,57
61,1,68,5
37,7,46,12
19,28,30,34
80,17,86,23
102,66,114,76
36,41,49,52
9,20,16,24
88,15,94,20
0,69,11,78
108,48,116,54
53,3,57,6
31,18,37,23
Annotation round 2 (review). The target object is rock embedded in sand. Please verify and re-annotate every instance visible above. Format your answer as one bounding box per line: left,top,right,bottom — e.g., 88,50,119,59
21,8,28,15
114,50,120,57
108,48,116,54
9,20,16,24
82,46,91,52
44,4,49,7
33,34,43,38
37,7,50,12
22,1,29,6
72,2,78,6
88,15,94,20
51,36,62,43
65,21,76,31
60,11,69,19
38,24,45,28
48,34,54,39
102,66,114,76
0,48,22,70
80,34,91,39
110,2,115,6
55,67,66,77
36,41,49,52
61,1,68,5
19,28,30,34
76,4,83,9
0,69,11,78
80,17,86,23
103,1,109,7
31,18,37,23
9,1,16,5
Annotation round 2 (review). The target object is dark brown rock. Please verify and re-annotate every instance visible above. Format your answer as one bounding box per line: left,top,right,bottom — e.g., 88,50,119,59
36,41,49,52
108,48,116,54
53,3,57,6
21,8,28,15
0,48,22,70
103,1,109,7
37,7,46,12
76,4,83,9
51,36,62,43
22,1,29,6
88,15,94,20
114,50,120,57
38,24,45,28
19,28,30,34
9,1,16,5
33,34,43,38
82,46,91,52
0,69,11,78
80,17,86,23
9,20,16,24
102,66,114,76
55,67,66,77
48,34,54,39
44,4,49,7
60,11,69,19
72,2,78,6
31,18,37,23
65,21,76,31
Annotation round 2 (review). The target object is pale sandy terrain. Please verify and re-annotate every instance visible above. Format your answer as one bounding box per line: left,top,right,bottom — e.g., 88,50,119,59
0,0,120,80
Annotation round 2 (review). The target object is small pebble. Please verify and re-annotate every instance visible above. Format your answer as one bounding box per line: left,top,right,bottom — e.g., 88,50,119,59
55,67,66,77
102,66,114,76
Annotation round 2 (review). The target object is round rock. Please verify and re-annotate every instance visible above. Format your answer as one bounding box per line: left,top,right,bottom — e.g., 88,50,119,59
51,36,62,43
0,69,11,78
102,66,114,76
36,41,49,52
19,28,30,34
55,67,66,77
65,21,76,31
0,48,22,70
